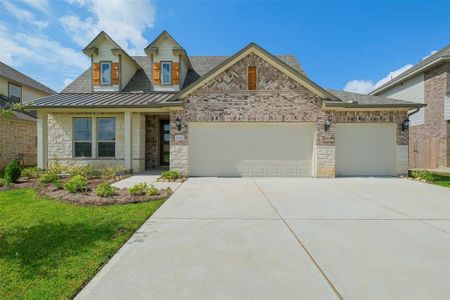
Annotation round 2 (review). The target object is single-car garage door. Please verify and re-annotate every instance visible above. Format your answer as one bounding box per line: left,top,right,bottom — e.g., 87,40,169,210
336,123,396,176
189,122,314,177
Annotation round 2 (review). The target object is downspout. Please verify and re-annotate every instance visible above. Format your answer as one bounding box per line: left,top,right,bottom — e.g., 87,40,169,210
408,107,421,118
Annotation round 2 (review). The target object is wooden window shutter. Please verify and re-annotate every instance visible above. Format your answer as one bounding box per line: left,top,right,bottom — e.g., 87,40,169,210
153,63,160,85
248,66,256,90
112,63,119,84
172,62,180,85
92,63,100,85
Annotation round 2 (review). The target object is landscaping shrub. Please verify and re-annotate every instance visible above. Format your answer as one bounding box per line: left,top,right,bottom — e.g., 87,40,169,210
48,162,65,175
95,183,118,197
38,172,60,184
64,175,88,193
147,185,158,196
70,165,100,179
128,183,150,196
4,160,21,183
100,167,117,180
409,170,436,182
21,166,40,178
0,178,7,187
161,170,180,181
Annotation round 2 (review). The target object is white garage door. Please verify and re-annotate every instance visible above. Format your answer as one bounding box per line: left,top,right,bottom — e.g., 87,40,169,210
336,123,396,176
189,122,314,177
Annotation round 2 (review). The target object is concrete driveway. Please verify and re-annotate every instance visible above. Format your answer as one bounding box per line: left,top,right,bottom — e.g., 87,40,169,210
77,177,450,300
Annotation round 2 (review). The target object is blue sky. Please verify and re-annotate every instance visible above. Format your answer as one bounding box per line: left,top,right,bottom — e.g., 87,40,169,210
1,0,449,93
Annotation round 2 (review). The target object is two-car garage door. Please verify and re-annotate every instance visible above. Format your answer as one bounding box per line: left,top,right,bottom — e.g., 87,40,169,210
188,122,314,177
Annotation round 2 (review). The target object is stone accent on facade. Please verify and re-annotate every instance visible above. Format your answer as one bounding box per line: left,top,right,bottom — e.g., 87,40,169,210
132,113,146,173
0,116,36,170
409,62,450,168
313,145,336,177
169,110,188,175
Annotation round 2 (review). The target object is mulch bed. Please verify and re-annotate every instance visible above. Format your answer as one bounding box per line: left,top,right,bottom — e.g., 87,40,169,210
1,177,172,206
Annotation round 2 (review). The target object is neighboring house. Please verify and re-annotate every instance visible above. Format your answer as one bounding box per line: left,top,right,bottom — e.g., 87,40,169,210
371,45,450,169
0,62,56,170
24,31,422,177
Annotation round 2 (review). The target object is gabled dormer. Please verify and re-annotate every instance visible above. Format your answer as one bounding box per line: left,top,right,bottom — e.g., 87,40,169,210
83,31,139,92
144,31,192,92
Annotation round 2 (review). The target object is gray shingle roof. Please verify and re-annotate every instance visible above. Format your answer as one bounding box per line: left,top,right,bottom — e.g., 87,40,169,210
371,44,450,94
24,92,180,108
326,89,424,107
62,55,304,93
0,62,56,95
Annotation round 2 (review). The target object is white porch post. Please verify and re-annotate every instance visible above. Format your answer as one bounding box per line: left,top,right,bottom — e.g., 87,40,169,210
124,111,133,172
37,111,48,170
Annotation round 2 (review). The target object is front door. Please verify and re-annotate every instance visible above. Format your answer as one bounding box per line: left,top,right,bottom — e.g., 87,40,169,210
160,120,170,166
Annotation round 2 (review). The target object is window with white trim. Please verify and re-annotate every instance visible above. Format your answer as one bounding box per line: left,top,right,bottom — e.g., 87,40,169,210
8,83,21,102
100,62,112,85
97,117,116,157
74,118,92,157
161,61,171,85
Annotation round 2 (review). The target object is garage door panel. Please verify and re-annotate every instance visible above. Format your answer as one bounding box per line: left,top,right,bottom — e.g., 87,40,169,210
189,122,314,177
336,124,396,176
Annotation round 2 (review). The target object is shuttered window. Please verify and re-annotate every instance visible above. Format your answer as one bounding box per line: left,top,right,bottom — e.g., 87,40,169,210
161,62,171,85
248,66,256,90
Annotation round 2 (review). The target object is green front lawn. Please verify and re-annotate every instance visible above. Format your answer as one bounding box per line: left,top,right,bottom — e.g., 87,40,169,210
0,189,164,299
429,172,450,188
409,170,450,188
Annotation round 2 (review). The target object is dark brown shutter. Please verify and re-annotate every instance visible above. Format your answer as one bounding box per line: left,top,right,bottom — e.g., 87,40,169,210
112,63,119,84
153,63,160,85
172,62,180,85
248,66,256,90
92,63,100,85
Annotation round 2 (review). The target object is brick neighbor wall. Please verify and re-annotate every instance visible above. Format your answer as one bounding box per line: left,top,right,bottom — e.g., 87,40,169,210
409,62,450,168
172,52,409,177
0,116,36,170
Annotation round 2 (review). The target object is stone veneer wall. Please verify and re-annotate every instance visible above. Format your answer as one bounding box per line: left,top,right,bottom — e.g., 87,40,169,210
171,53,411,177
409,62,450,168
47,112,145,171
0,116,36,170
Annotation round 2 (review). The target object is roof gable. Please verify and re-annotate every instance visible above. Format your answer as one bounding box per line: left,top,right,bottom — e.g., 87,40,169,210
178,43,338,100
0,62,55,95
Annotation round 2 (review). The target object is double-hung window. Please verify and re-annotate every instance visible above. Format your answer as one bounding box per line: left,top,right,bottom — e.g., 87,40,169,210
8,83,22,102
74,118,92,157
161,61,171,85
97,118,116,157
100,62,112,85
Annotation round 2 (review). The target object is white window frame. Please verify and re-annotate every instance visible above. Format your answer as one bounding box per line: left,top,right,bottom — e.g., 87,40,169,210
97,117,116,158
100,61,112,85
160,61,172,85
8,82,22,102
73,117,93,158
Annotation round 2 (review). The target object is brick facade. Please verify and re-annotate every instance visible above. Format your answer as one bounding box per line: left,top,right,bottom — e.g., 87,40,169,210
409,62,450,168
170,53,409,177
0,116,36,170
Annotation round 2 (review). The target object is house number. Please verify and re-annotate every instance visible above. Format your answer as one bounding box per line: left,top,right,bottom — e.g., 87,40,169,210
175,135,185,141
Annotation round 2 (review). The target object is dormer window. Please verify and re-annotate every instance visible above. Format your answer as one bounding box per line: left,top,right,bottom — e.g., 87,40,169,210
161,61,171,85
100,62,112,85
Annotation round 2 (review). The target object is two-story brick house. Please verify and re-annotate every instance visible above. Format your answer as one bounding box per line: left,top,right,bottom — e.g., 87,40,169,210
371,45,450,169
25,31,422,177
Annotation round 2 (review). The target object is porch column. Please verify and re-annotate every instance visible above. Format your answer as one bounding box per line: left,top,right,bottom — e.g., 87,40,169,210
124,111,133,172
37,111,48,170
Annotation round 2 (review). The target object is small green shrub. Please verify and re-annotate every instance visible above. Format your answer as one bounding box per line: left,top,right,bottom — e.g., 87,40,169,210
21,166,40,178
0,178,7,187
48,162,65,175
128,183,149,196
64,175,88,193
38,172,60,184
4,160,21,183
410,170,436,182
70,165,100,179
100,167,117,180
147,185,158,196
95,183,118,197
161,170,180,181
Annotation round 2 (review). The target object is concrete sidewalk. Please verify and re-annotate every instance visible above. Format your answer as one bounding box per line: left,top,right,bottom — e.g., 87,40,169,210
77,177,450,300
112,170,181,191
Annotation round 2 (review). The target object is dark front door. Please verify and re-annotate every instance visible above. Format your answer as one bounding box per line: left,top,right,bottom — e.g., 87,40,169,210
160,120,170,166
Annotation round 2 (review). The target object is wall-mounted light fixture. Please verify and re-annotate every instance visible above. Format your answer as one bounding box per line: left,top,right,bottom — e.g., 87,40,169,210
175,116,182,131
401,118,410,132
324,119,332,131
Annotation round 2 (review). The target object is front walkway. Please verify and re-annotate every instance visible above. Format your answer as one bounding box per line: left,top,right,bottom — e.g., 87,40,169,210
77,177,450,300
112,169,181,191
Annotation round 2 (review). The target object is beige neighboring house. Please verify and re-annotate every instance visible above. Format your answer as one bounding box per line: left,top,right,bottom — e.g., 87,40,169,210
371,45,450,170
25,31,423,177
0,62,56,169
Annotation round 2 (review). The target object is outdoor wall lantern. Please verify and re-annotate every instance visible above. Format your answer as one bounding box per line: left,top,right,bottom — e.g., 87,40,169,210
324,119,332,131
175,116,182,131
401,118,410,132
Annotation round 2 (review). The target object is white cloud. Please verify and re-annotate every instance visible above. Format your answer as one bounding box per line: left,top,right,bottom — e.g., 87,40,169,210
64,78,74,87
421,50,437,61
344,64,414,94
19,0,49,13
60,0,155,54
2,1,48,29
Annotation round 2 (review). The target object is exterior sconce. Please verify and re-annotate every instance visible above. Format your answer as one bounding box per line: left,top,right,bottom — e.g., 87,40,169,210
175,116,182,131
324,119,332,131
401,118,410,132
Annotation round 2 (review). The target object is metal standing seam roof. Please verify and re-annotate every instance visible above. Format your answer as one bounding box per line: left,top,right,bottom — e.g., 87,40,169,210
0,61,56,95
24,92,181,108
